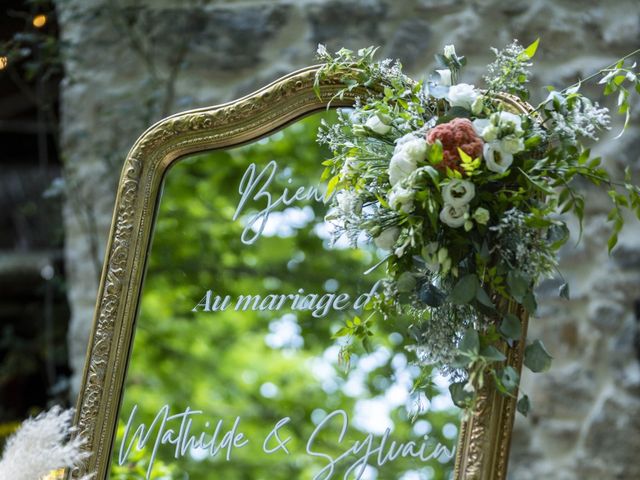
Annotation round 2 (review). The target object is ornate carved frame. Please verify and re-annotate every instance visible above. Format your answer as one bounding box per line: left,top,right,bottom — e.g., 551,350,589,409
71,66,530,479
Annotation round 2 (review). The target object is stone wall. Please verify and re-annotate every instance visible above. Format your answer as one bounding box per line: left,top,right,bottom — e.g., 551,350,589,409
54,0,640,478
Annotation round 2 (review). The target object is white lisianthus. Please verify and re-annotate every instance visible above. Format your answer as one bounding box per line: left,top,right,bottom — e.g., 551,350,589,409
447,83,479,110
483,142,513,173
442,179,475,207
389,152,418,186
365,115,392,135
472,118,490,136
374,227,400,250
336,190,362,215
443,44,456,59
472,118,502,142
436,68,452,86
388,185,415,213
472,207,490,225
500,134,525,154
439,203,469,228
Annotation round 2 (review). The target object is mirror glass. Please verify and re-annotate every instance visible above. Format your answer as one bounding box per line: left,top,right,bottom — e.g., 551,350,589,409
107,111,459,480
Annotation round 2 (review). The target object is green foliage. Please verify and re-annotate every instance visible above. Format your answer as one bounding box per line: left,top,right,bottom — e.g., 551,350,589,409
524,340,553,373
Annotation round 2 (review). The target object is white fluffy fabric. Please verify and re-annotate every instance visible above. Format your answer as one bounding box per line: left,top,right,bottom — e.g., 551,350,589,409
0,406,92,480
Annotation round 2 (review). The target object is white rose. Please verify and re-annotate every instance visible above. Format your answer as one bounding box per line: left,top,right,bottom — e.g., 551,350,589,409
439,203,469,228
388,185,415,213
436,69,452,86
442,179,475,207
374,227,400,250
500,134,525,154
398,138,427,162
365,115,392,135
447,83,479,110
472,207,490,225
484,142,513,174
389,152,418,186
395,132,418,148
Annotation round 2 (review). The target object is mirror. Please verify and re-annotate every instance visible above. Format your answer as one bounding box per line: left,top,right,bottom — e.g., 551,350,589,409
107,111,458,479
72,66,525,480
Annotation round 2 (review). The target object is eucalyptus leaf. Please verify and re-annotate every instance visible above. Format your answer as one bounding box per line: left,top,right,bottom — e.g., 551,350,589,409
546,223,570,250
480,345,507,362
499,313,522,341
459,328,480,355
517,394,531,417
449,381,472,408
449,274,479,305
524,340,553,373
506,271,529,302
396,272,417,293
418,282,446,307
501,366,520,392
451,354,470,369
522,291,537,314
475,286,495,308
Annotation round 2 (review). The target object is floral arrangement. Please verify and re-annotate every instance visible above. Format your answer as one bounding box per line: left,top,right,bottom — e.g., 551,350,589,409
315,41,640,413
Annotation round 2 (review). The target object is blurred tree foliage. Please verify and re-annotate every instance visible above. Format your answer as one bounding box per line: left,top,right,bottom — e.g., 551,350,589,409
110,112,459,479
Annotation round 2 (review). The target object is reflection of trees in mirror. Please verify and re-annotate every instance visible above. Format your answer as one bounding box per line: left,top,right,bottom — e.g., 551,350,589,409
110,112,458,479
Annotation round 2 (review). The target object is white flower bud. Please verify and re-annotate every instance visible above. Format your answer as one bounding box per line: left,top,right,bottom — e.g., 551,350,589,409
471,96,484,115
443,44,457,59
472,207,490,225
482,124,500,142
442,257,452,273
491,111,524,136
365,115,392,135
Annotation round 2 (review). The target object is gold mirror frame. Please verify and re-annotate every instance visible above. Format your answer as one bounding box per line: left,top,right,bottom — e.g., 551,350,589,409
71,65,532,480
